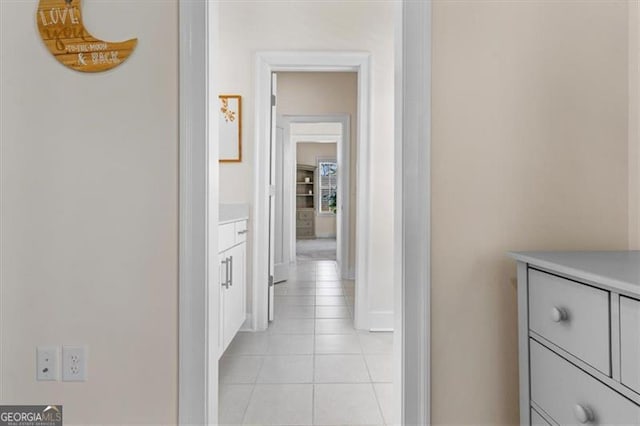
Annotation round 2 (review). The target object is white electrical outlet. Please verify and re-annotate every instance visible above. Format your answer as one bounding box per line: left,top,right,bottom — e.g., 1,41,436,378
62,345,87,382
36,346,59,381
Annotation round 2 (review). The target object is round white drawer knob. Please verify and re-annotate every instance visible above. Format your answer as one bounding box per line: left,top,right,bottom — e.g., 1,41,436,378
574,404,594,424
551,306,568,322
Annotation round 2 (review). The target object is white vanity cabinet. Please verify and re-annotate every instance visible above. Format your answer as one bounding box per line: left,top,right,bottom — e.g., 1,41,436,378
218,218,248,357
511,251,640,426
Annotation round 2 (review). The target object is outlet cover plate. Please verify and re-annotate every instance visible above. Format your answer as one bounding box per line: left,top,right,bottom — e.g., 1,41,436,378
62,345,87,382
36,346,59,381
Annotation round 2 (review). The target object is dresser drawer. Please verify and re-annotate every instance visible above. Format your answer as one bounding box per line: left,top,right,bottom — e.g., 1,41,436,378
621,296,640,395
531,408,551,426
530,339,640,425
297,219,313,228
528,269,610,374
297,210,314,220
297,227,314,237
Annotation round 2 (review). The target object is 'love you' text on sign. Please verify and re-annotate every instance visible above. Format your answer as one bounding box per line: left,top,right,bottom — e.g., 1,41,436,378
37,0,137,73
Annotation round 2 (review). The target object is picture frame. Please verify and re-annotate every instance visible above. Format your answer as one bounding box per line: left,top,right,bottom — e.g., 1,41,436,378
219,95,242,162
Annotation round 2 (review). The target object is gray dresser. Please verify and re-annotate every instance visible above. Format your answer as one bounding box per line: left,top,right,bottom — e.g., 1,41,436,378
510,251,640,425
296,208,315,239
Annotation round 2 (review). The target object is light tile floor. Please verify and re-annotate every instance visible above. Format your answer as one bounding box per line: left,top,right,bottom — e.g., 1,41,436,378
219,260,394,426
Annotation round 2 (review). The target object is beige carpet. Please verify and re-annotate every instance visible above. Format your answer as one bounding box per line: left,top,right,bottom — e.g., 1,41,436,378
296,238,337,261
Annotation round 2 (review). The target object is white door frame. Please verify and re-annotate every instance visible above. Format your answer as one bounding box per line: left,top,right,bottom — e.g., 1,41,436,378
177,0,219,424
282,115,351,279
253,53,371,331
177,1,431,424
394,1,432,423
273,121,288,283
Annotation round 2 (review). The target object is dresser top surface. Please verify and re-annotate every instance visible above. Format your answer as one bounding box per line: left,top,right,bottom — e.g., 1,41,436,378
510,251,640,295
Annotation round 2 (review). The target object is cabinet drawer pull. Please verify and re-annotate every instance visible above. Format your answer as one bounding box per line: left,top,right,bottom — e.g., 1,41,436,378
551,306,569,323
573,404,594,424
237,230,248,235
221,259,230,289
229,256,233,286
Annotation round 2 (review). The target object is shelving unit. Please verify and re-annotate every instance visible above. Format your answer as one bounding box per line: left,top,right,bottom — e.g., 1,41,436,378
296,164,316,239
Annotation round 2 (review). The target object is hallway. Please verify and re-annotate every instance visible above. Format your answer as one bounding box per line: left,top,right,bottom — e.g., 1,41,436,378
218,260,393,425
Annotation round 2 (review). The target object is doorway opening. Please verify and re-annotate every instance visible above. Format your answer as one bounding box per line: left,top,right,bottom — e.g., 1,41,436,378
177,2,432,425
295,150,338,262
295,141,339,262
281,114,352,280
253,57,372,334
217,65,393,424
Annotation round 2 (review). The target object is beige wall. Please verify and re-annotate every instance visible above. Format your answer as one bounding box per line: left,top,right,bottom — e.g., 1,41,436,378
1,1,636,425
432,1,629,423
297,142,338,237
0,1,178,424
219,1,395,316
630,1,640,250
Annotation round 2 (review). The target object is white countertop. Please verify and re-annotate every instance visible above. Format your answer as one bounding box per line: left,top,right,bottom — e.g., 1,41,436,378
219,203,249,225
509,251,640,296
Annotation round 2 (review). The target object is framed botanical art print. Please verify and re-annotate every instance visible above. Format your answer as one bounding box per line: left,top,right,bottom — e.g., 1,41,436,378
219,95,242,162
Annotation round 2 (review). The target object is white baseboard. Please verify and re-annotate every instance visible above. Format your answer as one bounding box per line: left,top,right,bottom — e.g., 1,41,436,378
344,266,355,280
240,314,254,331
368,310,394,331
315,233,337,238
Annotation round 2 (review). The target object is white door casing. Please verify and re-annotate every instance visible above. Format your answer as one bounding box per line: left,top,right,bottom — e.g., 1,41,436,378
253,53,371,332
394,1,432,424
178,2,432,424
274,121,289,283
178,0,219,423
282,115,350,279
267,72,278,322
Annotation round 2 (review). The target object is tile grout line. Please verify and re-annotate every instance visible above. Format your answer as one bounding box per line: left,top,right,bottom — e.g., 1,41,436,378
238,335,268,425
238,374,258,425
227,380,393,386
224,259,390,425
362,344,388,425
311,266,317,425
348,273,387,426
372,383,388,426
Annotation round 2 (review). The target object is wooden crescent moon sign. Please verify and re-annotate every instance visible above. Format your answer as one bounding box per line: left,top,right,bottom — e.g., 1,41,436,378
37,0,137,72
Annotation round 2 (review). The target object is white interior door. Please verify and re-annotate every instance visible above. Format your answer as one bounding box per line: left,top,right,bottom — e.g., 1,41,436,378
274,122,289,284
267,72,277,322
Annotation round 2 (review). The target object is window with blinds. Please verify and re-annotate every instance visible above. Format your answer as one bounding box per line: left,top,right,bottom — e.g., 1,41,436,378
318,159,337,215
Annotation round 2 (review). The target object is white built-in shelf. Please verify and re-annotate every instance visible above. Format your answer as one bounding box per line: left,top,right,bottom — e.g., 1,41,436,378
296,164,316,238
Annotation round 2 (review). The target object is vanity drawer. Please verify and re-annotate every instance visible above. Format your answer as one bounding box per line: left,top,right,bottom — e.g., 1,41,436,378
528,269,610,374
235,220,248,244
219,223,236,253
621,296,640,395
530,339,640,425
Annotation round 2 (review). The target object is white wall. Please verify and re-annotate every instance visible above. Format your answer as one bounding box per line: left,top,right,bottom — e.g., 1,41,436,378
0,1,178,423
218,1,395,320
297,142,338,237
432,1,629,423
